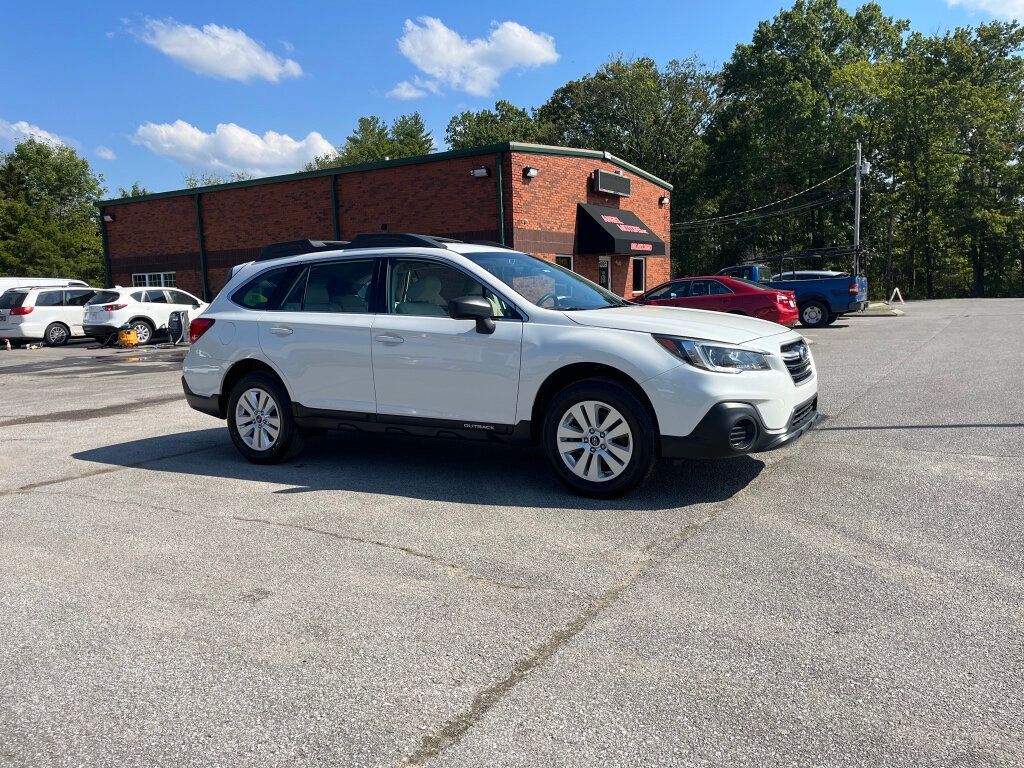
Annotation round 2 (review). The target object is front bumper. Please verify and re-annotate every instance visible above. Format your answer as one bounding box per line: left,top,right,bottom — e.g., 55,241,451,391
661,396,818,459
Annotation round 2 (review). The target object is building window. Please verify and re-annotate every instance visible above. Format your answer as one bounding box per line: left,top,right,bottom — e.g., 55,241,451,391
132,272,177,288
631,258,646,293
555,255,574,272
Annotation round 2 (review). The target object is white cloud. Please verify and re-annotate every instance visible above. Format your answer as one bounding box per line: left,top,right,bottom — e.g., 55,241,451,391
394,17,558,97
132,120,333,176
388,80,428,100
948,0,1024,18
137,18,302,82
95,146,117,161
0,119,64,147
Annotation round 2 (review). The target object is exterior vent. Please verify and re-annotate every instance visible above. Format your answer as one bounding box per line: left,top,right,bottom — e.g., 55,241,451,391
729,418,757,450
592,169,632,197
780,340,814,384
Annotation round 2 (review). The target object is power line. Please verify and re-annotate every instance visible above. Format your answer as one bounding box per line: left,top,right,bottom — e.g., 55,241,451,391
672,191,853,231
671,164,855,227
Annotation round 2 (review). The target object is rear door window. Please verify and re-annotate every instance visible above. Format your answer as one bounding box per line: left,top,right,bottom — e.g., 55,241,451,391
36,290,64,307
688,280,710,297
710,280,733,295
145,290,169,304
303,260,375,313
167,290,197,306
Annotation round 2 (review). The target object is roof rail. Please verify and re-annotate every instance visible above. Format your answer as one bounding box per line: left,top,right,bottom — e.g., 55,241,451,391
468,240,513,250
257,239,350,261
347,233,458,250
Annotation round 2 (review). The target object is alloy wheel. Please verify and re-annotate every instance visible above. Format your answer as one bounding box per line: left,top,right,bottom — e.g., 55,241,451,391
556,400,634,482
235,387,281,451
48,325,67,345
132,322,152,344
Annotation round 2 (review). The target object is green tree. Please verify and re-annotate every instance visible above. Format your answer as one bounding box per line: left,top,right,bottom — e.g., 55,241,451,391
307,113,434,170
445,101,541,149
0,138,105,283
117,182,151,197
183,170,253,188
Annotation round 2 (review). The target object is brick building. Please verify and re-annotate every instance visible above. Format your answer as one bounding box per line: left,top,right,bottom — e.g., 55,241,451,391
97,143,671,300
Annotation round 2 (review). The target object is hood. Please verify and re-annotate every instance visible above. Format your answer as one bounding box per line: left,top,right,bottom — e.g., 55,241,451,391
564,305,794,345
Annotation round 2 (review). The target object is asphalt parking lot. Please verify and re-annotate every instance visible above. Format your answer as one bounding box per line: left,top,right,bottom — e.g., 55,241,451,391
1,299,1022,768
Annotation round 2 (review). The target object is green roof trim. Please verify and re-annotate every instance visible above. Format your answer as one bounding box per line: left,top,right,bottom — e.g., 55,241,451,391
96,142,671,207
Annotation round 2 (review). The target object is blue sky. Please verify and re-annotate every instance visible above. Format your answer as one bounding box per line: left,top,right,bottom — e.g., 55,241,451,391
0,0,1015,195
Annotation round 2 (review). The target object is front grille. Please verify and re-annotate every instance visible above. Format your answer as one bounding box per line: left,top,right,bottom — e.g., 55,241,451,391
780,339,814,384
789,397,817,430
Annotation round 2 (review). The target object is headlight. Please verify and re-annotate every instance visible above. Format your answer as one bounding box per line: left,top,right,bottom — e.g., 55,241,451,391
654,335,772,374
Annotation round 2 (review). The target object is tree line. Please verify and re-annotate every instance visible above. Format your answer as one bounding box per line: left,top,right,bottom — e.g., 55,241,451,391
2,0,1021,297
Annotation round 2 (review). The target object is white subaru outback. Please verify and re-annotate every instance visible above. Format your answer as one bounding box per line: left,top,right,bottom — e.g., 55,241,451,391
182,235,818,497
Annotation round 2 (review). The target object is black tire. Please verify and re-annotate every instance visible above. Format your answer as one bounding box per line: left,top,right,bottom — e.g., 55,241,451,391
226,371,305,464
44,323,70,346
799,301,829,328
541,378,657,498
826,312,841,326
130,319,155,345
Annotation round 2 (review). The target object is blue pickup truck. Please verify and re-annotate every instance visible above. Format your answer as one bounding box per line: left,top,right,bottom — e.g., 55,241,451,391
717,263,868,328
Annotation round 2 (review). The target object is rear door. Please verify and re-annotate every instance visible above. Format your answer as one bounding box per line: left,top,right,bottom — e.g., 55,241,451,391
684,280,722,312
708,279,735,311
64,289,97,335
371,257,523,426
257,259,378,413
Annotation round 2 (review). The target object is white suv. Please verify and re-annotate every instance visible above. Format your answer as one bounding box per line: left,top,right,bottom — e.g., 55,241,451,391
83,287,207,344
0,286,99,346
182,235,818,497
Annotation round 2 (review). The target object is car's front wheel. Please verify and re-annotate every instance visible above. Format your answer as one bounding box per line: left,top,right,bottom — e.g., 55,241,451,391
542,378,657,498
227,372,304,464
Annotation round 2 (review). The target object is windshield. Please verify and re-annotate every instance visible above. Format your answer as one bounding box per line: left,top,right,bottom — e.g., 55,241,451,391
87,291,121,305
462,251,628,310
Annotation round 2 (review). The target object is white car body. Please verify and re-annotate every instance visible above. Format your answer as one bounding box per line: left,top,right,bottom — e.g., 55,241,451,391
0,286,100,345
182,238,818,496
83,287,208,344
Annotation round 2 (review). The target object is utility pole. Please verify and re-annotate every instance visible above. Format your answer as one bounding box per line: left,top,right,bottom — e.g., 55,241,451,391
854,141,862,274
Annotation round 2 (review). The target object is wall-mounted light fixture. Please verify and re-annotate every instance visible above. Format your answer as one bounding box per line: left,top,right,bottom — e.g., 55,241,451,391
658,196,670,207
102,213,115,223
470,166,490,178
523,166,539,178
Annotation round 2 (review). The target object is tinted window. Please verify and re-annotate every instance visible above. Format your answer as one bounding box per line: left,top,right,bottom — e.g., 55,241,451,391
167,290,198,306
130,292,146,302
389,259,507,318
646,281,689,300
145,291,168,304
65,290,96,306
232,267,296,310
0,291,27,309
36,290,64,307
689,280,710,297
709,280,733,295
303,260,375,313
88,291,121,305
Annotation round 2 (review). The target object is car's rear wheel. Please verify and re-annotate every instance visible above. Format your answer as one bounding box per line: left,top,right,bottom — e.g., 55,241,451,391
44,323,70,346
227,371,304,464
131,319,154,345
799,301,828,328
542,378,657,498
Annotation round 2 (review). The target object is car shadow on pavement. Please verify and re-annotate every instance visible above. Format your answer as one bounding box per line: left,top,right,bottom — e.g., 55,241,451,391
72,428,765,511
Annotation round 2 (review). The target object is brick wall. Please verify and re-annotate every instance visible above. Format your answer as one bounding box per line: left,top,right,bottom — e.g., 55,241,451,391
507,152,671,296
337,155,501,242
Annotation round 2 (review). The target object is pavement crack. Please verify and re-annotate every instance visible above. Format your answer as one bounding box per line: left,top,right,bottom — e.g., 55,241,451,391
398,510,722,767
232,516,528,592
0,394,183,427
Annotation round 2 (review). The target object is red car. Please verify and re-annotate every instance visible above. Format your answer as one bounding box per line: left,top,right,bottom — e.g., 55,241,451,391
636,275,799,326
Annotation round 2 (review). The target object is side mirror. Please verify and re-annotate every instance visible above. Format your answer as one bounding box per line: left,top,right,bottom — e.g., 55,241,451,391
192,301,201,308
449,295,496,334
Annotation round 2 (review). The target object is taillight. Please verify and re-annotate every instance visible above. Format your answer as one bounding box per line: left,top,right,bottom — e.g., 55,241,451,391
775,293,788,303
189,317,215,344
102,303,128,311
10,306,33,316
848,282,860,295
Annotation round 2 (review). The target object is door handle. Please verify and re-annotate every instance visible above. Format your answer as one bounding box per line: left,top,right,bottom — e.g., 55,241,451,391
375,334,404,345
269,326,293,336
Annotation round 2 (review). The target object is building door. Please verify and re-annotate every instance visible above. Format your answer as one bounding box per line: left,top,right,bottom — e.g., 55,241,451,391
598,257,611,290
